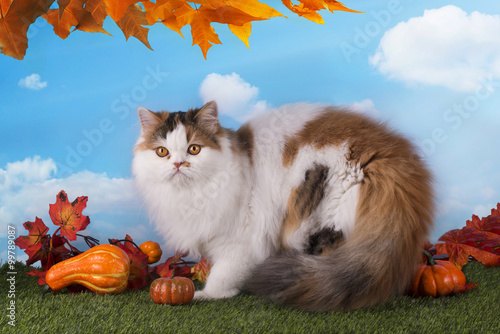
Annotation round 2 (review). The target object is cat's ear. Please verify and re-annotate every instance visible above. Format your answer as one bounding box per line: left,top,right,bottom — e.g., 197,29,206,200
138,107,161,133
196,101,220,134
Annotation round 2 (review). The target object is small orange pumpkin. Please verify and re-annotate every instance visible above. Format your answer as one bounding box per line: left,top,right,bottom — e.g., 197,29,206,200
409,250,466,297
46,244,130,294
150,275,195,305
139,241,163,264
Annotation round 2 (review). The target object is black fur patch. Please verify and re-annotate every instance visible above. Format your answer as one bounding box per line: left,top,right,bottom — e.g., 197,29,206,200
306,228,344,255
296,164,329,218
155,111,190,139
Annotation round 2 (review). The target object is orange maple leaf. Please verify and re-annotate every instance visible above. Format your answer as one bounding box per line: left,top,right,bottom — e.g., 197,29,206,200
174,1,274,58
282,0,361,24
116,3,153,50
1,0,13,17
0,0,54,59
143,0,185,36
48,190,90,241
103,0,137,22
43,0,110,39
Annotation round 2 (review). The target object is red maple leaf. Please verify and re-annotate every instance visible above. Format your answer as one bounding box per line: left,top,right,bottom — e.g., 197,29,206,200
491,203,500,216
152,250,192,278
49,190,90,241
26,268,47,285
109,235,150,289
436,227,500,268
25,234,70,271
15,217,49,250
466,214,500,239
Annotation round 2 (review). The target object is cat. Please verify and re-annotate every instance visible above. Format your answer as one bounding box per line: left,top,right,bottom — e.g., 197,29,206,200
132,101,434,311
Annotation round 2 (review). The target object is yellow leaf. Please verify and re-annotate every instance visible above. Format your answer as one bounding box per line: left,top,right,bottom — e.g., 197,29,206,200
229,22,251,48
116,3,153,50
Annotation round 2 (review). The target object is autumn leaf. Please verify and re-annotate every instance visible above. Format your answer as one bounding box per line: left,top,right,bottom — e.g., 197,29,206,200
153,250,192,278
84,0,108,27
143,0,185,36
191,257,212,283
466,214,500,239
1,0,12,17
49,190,90,241
0,0,54,59
43,0,110,39
15,217,49,250
491,203,500,216
281,0,361,24
103,0,136,22
116,3,153,50
435,227,500,269
26,234,70,270
26,268,48,285
174,1,276,58
228,22,251,48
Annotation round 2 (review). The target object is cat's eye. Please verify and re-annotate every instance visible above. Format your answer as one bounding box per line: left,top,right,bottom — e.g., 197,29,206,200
156,147,169,157
188,144,201,155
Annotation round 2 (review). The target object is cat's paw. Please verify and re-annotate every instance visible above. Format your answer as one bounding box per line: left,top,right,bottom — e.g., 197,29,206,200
193,289,239,300
193,290,212,301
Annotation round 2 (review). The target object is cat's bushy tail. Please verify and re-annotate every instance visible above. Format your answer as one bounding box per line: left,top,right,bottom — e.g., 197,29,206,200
245,149,434,312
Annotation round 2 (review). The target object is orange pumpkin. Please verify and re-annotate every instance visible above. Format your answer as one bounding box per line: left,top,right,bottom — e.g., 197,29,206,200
139,241,163,264
150,276,195,305
410,250,466,297
46,244,130,294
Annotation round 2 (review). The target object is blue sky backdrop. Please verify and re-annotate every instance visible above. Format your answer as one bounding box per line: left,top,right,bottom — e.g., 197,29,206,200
1,1,500,263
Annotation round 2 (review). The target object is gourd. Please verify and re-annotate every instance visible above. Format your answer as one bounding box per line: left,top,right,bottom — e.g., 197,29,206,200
45,244,130,294
139,241,163,264
150,275,195,305
409,250,466,297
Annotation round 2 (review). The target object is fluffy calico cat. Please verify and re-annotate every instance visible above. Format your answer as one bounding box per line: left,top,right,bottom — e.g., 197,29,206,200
132,101,434,311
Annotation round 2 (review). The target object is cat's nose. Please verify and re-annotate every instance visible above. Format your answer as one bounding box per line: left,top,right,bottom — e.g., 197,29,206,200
173,162,184,169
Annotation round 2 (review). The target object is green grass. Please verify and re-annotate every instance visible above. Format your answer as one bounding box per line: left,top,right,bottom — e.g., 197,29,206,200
1,261,500,334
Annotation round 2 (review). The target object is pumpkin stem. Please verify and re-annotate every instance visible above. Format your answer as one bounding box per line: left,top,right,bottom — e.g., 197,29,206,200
422,249,437,266
171,269,175,279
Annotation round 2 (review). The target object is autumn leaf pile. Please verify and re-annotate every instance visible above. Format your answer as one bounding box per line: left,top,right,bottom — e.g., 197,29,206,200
0,0,360,60
15,190,211,293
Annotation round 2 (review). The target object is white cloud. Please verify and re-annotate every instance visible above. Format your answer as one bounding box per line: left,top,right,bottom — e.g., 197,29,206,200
199,72,268,122
370,6,500,92
18,73,48,90
350,99,381,119
0,156,145,240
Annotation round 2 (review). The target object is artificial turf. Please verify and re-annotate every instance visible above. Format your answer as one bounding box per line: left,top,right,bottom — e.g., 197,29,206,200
1,261,499,334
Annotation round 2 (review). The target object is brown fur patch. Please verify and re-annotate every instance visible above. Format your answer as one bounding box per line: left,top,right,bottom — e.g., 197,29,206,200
279,164,329,251
234,124,255,165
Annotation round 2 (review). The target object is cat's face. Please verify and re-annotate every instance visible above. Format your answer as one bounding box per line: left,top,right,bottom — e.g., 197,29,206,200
133,102,226,188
